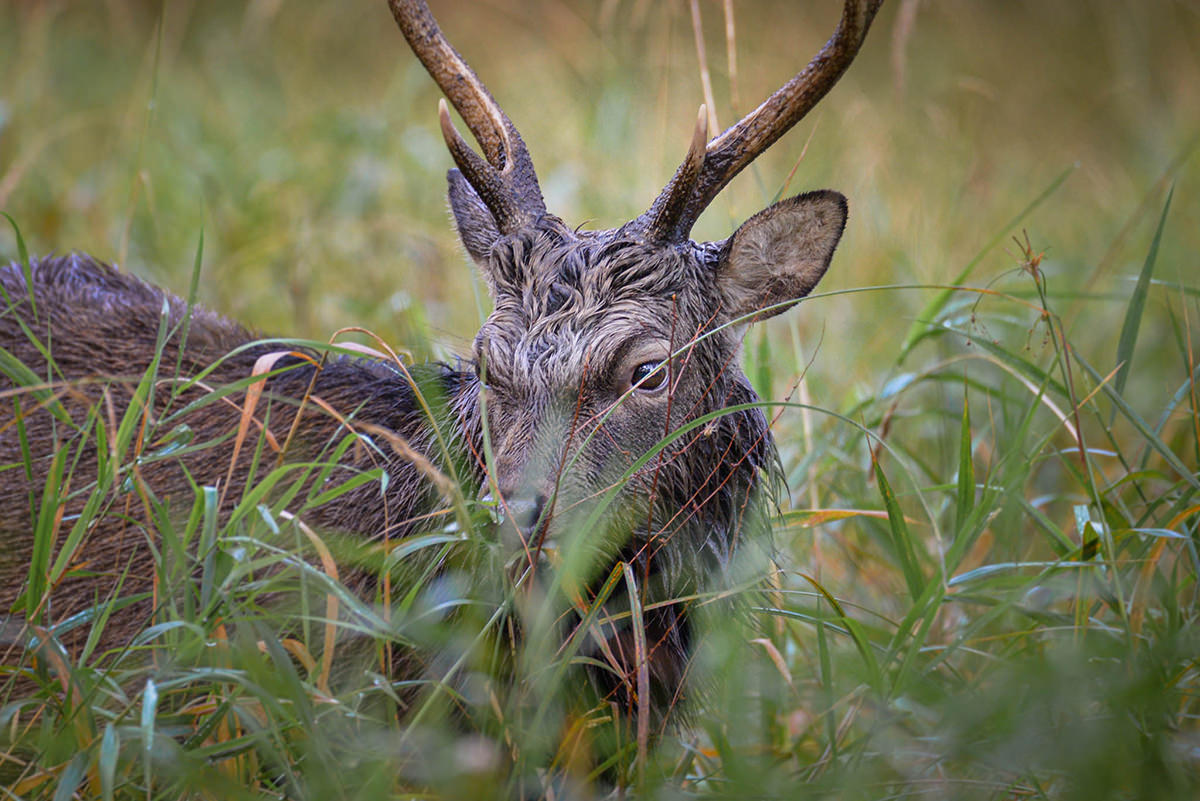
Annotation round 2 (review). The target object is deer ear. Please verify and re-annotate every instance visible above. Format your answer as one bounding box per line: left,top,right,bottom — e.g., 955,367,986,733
447,169,502,265
716,190,847,322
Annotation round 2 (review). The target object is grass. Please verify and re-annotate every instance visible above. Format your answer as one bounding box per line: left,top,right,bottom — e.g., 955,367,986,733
2,0,1199,798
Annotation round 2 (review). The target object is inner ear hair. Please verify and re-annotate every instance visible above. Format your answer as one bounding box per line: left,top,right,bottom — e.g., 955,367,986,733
717,190,848,323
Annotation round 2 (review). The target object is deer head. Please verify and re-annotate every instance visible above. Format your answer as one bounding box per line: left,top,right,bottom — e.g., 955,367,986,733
388,0,882,577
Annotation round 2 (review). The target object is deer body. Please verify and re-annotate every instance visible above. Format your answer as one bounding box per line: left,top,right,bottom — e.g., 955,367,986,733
0,0,883,718
0,253,478,653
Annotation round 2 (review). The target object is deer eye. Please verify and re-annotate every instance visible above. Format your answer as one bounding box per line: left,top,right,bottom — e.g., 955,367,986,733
630,361,667,392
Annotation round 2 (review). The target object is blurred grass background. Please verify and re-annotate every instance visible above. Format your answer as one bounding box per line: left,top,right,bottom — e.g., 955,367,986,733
2,0,1199,798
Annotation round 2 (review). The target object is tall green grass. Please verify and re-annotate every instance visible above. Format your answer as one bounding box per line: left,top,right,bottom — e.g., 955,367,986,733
1,0,1198,798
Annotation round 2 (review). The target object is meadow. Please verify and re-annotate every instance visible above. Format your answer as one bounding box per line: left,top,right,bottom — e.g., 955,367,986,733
1,0,1198,798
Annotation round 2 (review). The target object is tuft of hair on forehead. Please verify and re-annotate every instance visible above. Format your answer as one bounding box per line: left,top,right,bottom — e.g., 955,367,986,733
491,228,701,313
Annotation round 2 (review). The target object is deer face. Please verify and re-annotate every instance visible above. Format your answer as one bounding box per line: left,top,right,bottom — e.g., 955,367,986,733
450,171,848,555
388,0,877,568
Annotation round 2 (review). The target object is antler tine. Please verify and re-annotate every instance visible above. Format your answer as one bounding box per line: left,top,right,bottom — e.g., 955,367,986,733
388,0,546,231
437,100,529,228
644,0,884,242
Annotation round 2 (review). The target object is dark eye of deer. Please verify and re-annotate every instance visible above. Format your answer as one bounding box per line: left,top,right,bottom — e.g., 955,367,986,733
631,361,667,392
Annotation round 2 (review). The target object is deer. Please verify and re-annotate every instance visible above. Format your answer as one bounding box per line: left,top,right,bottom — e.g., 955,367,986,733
0,0,883,722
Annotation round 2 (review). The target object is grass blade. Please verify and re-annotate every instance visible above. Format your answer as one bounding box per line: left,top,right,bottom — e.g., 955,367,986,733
99,723,120,801
52,752,89,801
873,456,924,602
172,227,205,391
1,211,36,322
1113,185,1173,400
141,678,159,789
954,387,974,533
26,446,67,619
622,562,650,785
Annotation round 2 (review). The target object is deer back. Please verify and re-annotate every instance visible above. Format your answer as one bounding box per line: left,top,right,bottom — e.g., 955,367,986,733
0,254,479,652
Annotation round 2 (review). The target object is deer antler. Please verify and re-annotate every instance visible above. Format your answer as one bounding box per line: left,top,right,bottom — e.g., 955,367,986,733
388,0,546,232
636,0,884,243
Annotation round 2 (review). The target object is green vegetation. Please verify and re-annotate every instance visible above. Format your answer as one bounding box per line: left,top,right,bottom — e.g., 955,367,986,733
2,1,1198,798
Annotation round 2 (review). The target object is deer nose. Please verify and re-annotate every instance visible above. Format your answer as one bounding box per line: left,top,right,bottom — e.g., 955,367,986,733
501,492,548,538
481,487,549,541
